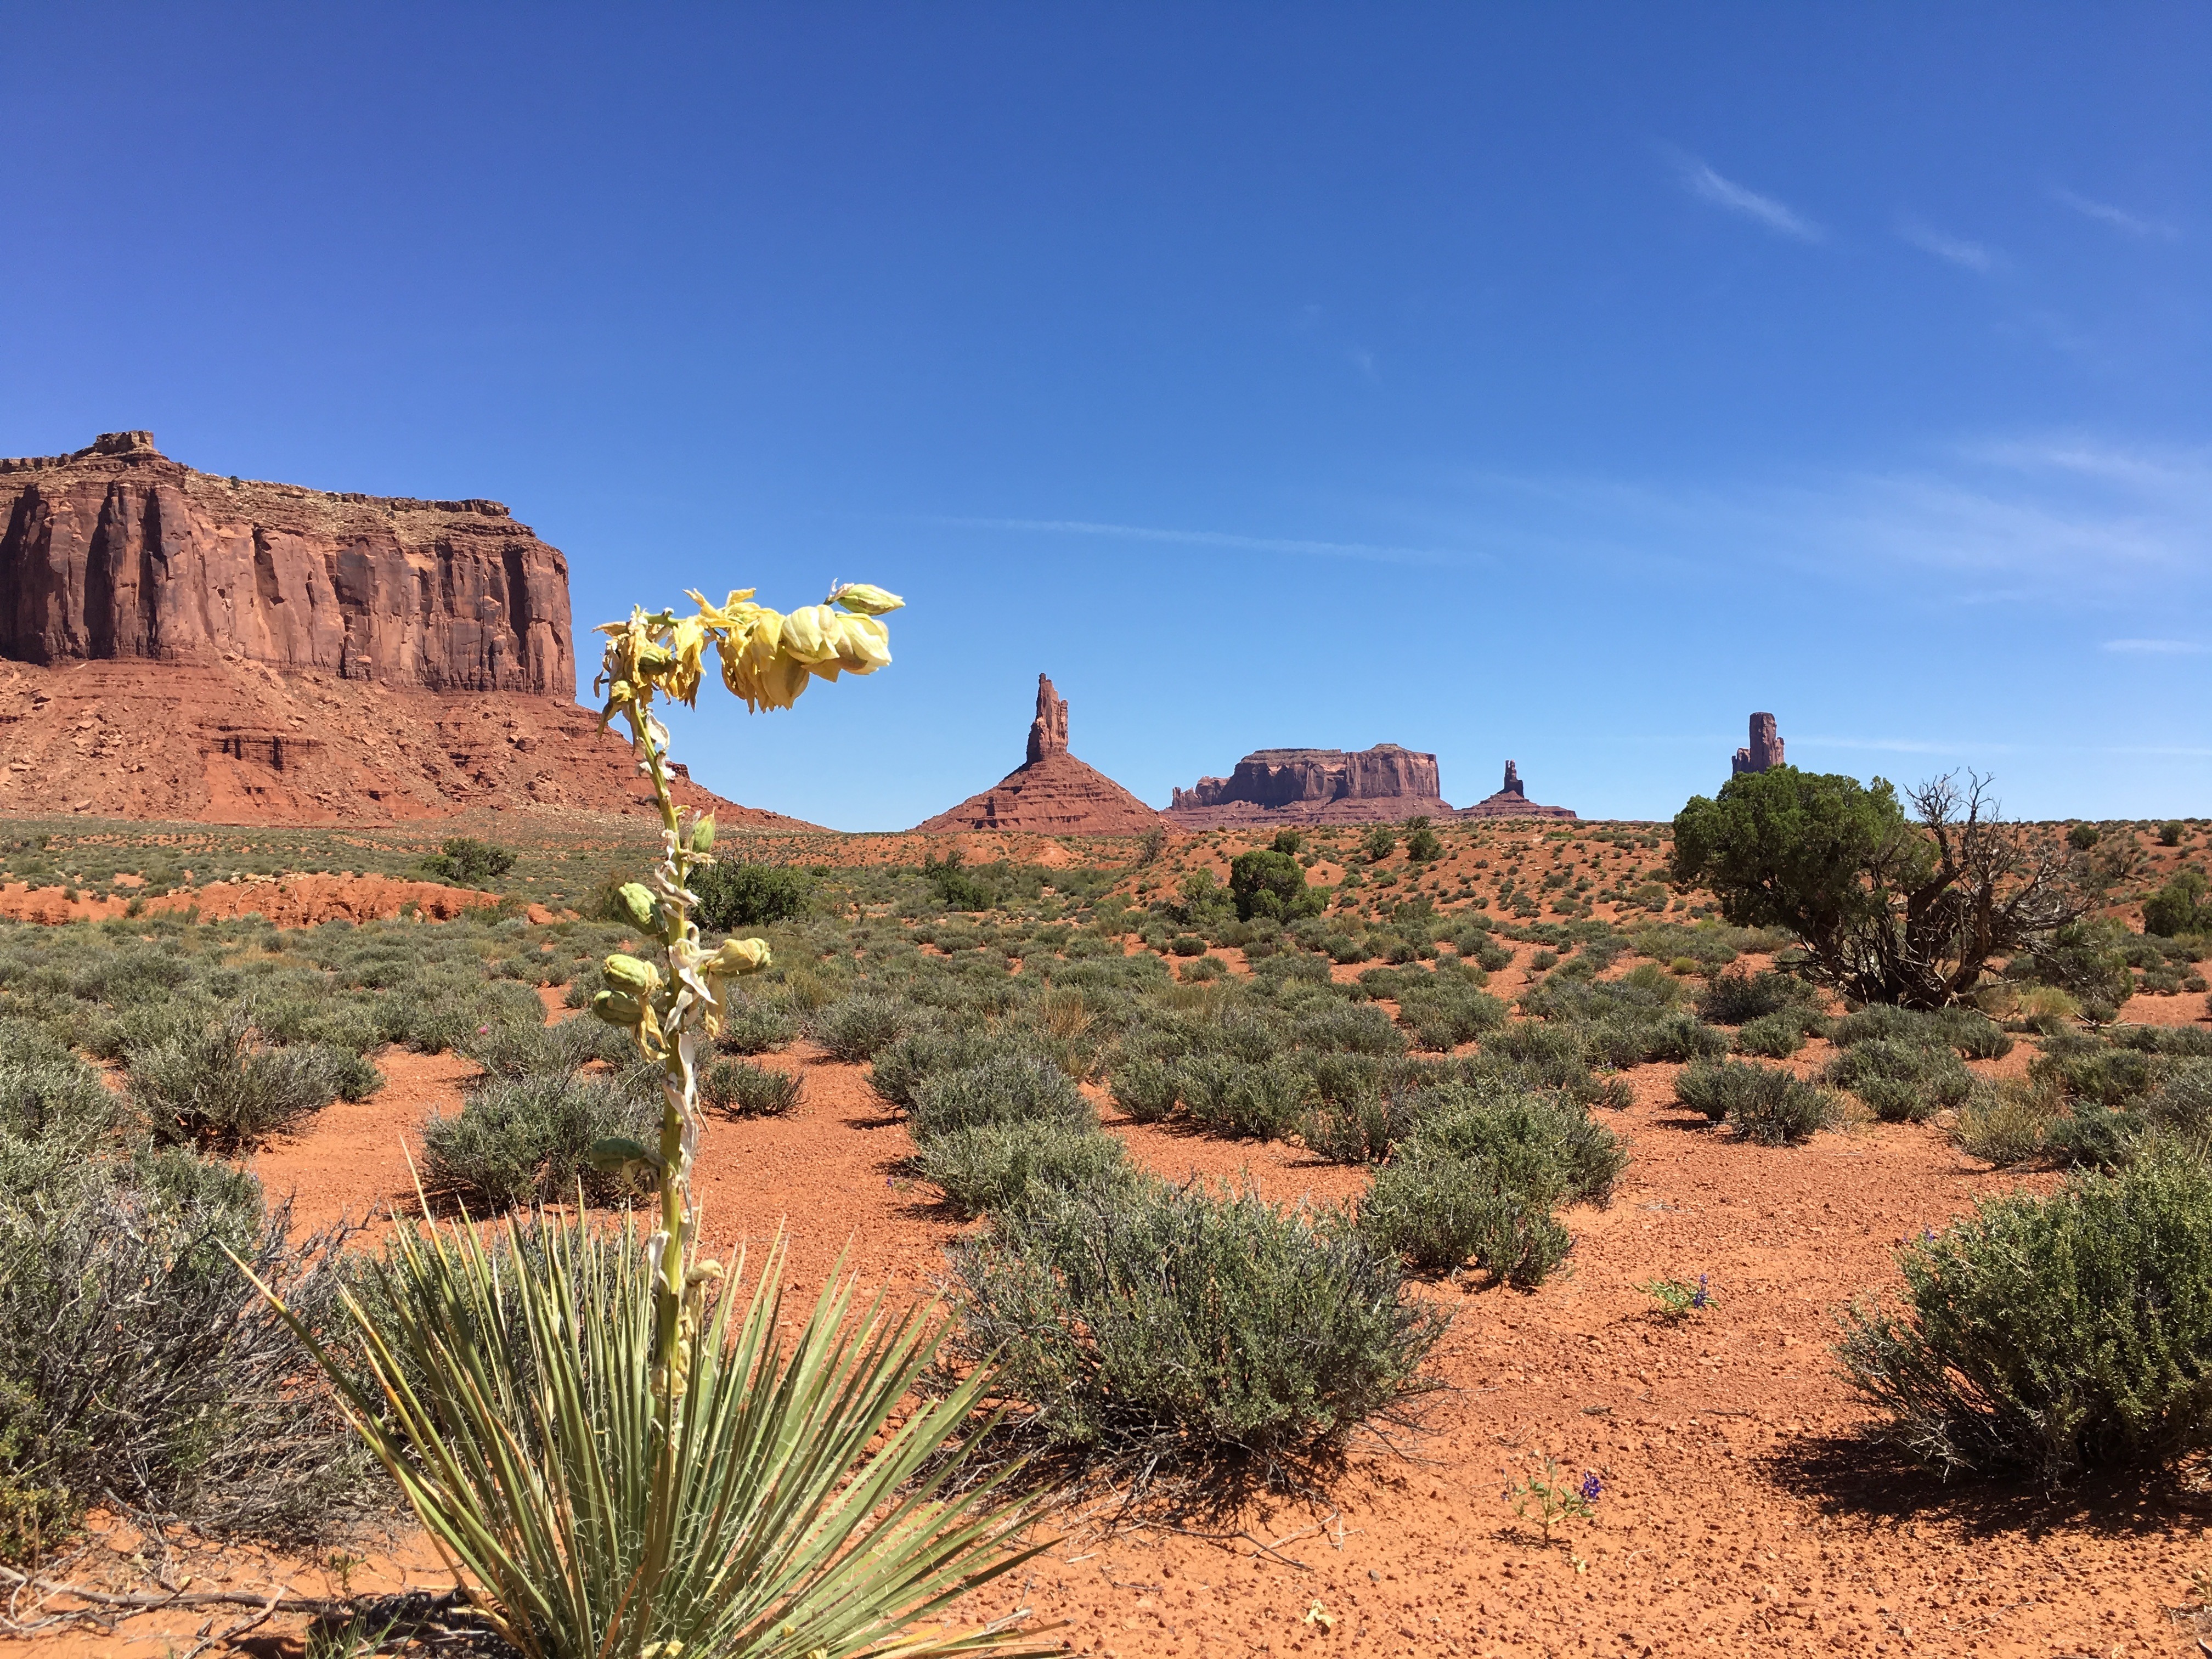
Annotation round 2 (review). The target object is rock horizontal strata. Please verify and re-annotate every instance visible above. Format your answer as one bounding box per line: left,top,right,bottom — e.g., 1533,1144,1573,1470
0,433,818,827
1,431,571,694
918,675,1160,834
1164,743,1457,828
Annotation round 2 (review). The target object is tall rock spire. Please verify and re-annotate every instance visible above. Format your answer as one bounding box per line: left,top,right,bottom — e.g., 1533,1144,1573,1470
1026,673,1069,764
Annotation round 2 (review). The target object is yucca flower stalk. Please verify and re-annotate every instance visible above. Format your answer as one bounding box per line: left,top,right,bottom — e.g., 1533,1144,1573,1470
243,582,1058,1658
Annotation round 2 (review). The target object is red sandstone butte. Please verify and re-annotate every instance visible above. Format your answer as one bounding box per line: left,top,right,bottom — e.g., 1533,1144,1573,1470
1458,758,1577,820
917,674,1160,835
1163,742,1459,828
0,433,815,827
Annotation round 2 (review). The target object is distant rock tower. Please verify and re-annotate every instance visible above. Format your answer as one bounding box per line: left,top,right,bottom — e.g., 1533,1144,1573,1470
1025,673,1069,764
1499,760,1526,799
1732,712,1785,775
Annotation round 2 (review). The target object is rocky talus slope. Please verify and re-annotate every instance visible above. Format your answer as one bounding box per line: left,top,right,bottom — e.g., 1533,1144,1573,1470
0,433,812,826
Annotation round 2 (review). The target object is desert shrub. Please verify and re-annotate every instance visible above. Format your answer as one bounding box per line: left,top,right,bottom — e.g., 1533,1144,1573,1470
2160,821,2186,848
1228,849,1324,923
1181,1058,1307,1140
460,1015,630,1080
1639,1012,1732,1064
1410,1088,1627,1207
421,1075,653,1209
690,861,814,930
1178,954,1224,983
812,993,910,1063
1396,982,1507,1048
1837,1150,2212,1480
2066,822,2101,851
910,1055,1092,1138
1294,1002,1406,1057
1736,1010,1810,1058
1697,969,1820,1026
1822,1038,1974,1123
0,1051,127,1150
1301,1083,1431,1165
2042,1107,2148,1170
420,837,516,888
715,998,798,1056
917,1120,1129,1218
946,1173,1444,1469
130,1006,381,1151
1358,1143,1571,1285
2143,871,2209,938
698,1059,803,1118
1674,1058,1829,1144
1108,1055,1181,1122
1166,934,1207,958
1404,823,1443,863
0,1161,374,1560
2025,918,2136,1017
2030,1042,2155,1109
868,1025,1022,1112
1953,1078,2062,1167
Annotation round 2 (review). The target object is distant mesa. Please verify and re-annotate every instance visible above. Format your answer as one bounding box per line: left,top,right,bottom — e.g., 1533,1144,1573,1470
1731,712,1785,776
916,674,1161,835
1458,759,1575,821
0,432,816,828
1164,742,1576,827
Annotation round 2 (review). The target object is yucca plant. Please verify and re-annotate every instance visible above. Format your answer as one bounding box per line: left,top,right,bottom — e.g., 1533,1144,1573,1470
245,581,1057,1657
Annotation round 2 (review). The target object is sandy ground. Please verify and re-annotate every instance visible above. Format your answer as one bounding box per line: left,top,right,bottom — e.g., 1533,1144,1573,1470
16,979,2212,1656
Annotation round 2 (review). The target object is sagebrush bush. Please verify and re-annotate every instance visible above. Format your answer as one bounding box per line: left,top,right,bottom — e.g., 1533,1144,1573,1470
715,998,798,1056
812,993,910,1063
422,1075,653,1207
1181,1057,1307,1139
1822,1037,1973,1123
130,1005,380,1151
1697,969,1819,1026
947,1173,1445,1470
916,1119,1129,1218
1952,1079,2061,1167
1674,1058,1829,1144
1735,1009,1811,1058
1410,1087,1627,1206
699,1058,803,1118
1358,1143,1571,1285
1837,1150,2212,1480
0,1159,374,1561
461,1015,630,1080
910,1055,1092,1138
1108,1054,1181,1122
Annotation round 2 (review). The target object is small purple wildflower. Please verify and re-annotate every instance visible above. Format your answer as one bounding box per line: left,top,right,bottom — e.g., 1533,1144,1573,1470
1578,1472,1601,1504
1690,1273,1710,1310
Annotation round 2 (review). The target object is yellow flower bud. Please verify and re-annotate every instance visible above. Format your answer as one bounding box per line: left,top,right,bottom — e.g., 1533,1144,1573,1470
827,582,905,616
603,954,662,997
592,989,644,1027
690,813,716,854
615,883,659,932
710,937,771,976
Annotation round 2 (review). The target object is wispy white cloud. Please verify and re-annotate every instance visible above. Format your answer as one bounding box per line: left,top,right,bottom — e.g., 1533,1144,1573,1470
1898,218,1997,272
926,515,1457,567
1673,155,1824,242
2102,638,2207,654
2052,187,2179,240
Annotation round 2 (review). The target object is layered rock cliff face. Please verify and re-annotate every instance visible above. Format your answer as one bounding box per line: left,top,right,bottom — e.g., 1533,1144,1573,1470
0,434,815,828
1164,743,1455,828
918,675,1160,834
1,432,572,695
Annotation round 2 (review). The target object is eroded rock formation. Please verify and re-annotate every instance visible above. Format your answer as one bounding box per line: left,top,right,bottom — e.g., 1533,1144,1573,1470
919,675,1160,834
1731,712,1785,775
0,434,816,827
1459,759,1576,820
1,432,571,694
1164,743,1455,828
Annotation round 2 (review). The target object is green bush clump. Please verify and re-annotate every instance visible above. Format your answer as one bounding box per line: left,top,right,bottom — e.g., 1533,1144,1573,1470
946,1173,1445,1470
1674,1058,1830,1144
460,1015,630,1080
1736,1009,1814,1058
2143,871,2208,938
1838,1150,2212,1480
420,837,517,888
1358,1143,1571,1285
1228,848,1325,923
690,861,814,930
917,1119,1129,1218
1822,1038,1974,1123
1412,1088,1627,1207
0,1159,373,1562
129,1006,381,1151
910,1055,1092,1138
1697,969,1820,1026
422,1075,653,1208
699,1058,803,1118
715,998,798,1055
1178,1057,1308,1139
1108,1055,1181,1122
812,993,910,1064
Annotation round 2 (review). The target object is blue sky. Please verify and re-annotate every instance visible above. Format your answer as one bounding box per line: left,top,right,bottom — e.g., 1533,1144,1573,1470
3,5,2205,827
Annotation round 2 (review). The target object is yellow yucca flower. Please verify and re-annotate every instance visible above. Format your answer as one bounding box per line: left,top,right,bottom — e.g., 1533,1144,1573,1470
710,937,772,977
827,581,904,616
